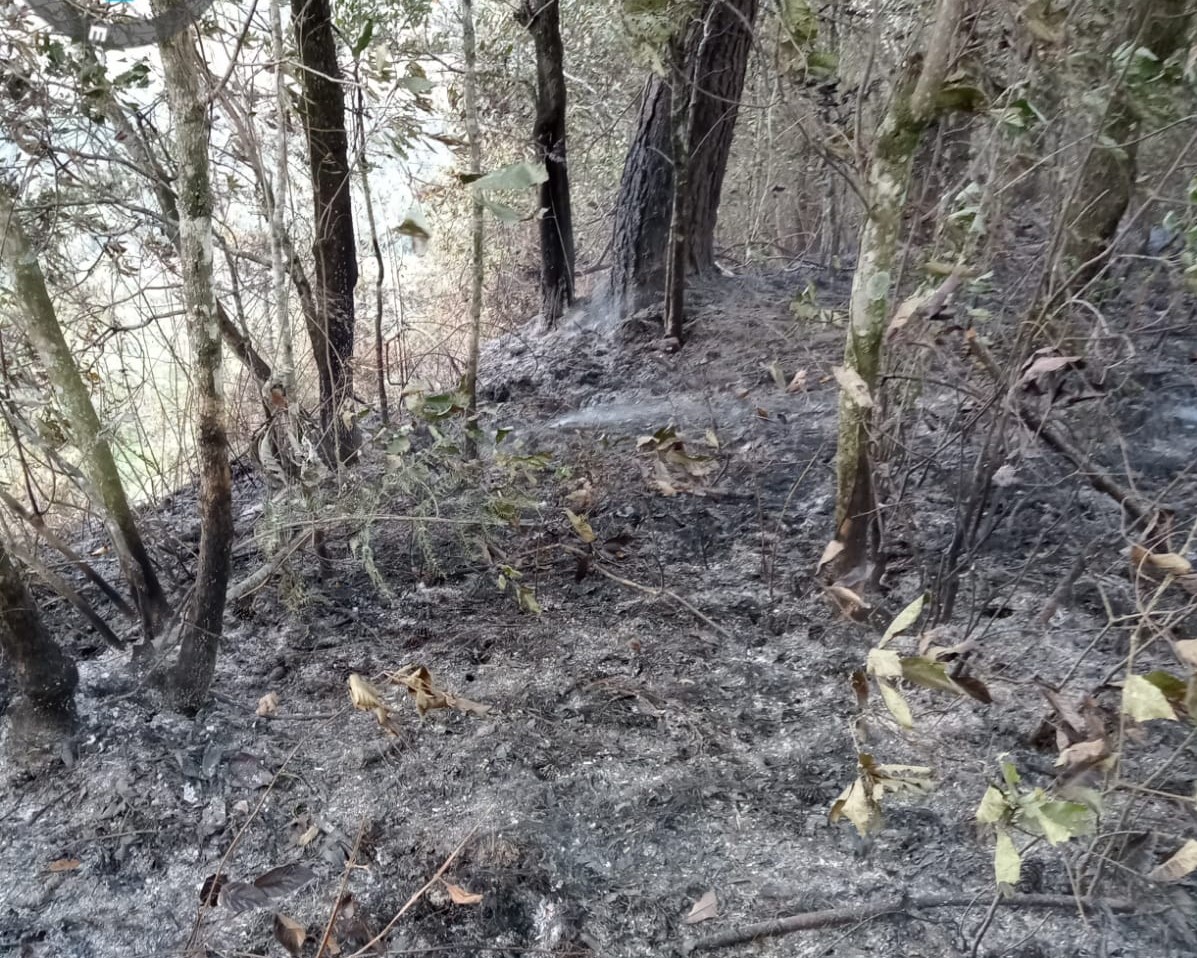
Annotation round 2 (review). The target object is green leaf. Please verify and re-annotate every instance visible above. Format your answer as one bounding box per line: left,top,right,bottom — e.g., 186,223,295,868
352,19,374,58
878,681,913,729
1122,674,1177,722
866,648,903,678
880,593,925,646
1001,761,1021,788
900,656,962,695
1017,798,1095,846
1143,670,1188,705
994,829,1021,886
480,195,524,225
977,785,1008,824
470,161,549,192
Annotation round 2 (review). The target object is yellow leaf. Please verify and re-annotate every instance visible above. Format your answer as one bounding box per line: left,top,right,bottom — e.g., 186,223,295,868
878,680,913,728
976,786,1007,825
1149,839,1197,882
829,776,882,836
1122,674,1177,722
880,593,926,647
564,509,596,543
994,830,1021,887
866,648,903,678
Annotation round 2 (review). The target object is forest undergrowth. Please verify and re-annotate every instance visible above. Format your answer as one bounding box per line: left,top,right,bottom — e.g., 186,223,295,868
2,264,1196,958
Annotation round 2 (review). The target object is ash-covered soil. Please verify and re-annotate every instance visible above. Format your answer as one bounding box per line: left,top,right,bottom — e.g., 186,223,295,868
3,267,1197,958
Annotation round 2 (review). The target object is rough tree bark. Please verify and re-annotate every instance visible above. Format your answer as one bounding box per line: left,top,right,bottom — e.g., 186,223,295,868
462,0,485,458
156,11,234,711
0,536,78,761
1059,0,1192,288
610,0,758,313
0,188,171,636
831,0,963,579
295,0,362,465
517,0,575,328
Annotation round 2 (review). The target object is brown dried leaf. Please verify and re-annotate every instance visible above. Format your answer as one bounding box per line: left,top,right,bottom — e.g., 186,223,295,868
253,863,317,900
684,890,719,925
886,289,933,338
953,674,993,704
816,539,844,573
47,858,81,873
786,369,808,393
256,692,280,717
1149,840,1197,882
1019,353,1081,387
273,913,307,956
1054,738,1108,768
826,584,868,618
445,883,484,905
348,674,384,711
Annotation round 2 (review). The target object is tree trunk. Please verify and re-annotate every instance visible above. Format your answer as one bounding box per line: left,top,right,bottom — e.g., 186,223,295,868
831,0,962,579
610,0,758,313
157,11,234,712
1058,0,1192,288
462,0,485,458
295,0,362,465
0,188,171,637
0,536,77,761
518,0,575,328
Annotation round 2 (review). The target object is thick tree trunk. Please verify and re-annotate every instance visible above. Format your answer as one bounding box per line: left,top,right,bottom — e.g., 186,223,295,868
518,0,575,328
295,0,362,465
0,536,77,761
1059,0,1192,288
610,0,758,313
831,0,962,579
462,0,485,458
157,12,234,712
0,189,170,636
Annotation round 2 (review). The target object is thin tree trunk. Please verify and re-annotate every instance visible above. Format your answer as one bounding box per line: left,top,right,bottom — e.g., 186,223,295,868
831,0,963,579
0,188,170,636
610,0,758,313
518,0,575,328
353,63,389,425
156,10,234,712
462,0,485,458
270,0,296,392
0,535,77,761
1058,0,1191,289
97,88,275,391
295,0,362,466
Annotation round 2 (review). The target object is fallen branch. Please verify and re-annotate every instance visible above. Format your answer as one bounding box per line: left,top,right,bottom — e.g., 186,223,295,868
227,529,314,603
562,545,732,640
681,893,1134,954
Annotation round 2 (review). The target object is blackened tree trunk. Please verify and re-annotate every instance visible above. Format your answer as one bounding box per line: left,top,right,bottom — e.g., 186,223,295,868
295,0,361,465
0,536,78,760
462,0,485,459
157,8,234,712
0,187,171,637
610,0,758,313
517,0,575,327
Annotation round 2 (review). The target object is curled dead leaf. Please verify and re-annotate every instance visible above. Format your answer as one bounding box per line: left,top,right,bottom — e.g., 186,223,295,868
256,692,280,717
816,539,844,572
684,890,718,924
445,882,484,905
348,674,384,711
273,913,307,956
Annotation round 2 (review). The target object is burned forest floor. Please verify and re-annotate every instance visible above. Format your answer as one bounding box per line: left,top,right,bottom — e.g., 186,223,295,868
3,263,1197,958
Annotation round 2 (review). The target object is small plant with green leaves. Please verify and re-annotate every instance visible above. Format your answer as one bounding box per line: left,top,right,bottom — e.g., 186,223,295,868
975,760,1100,893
